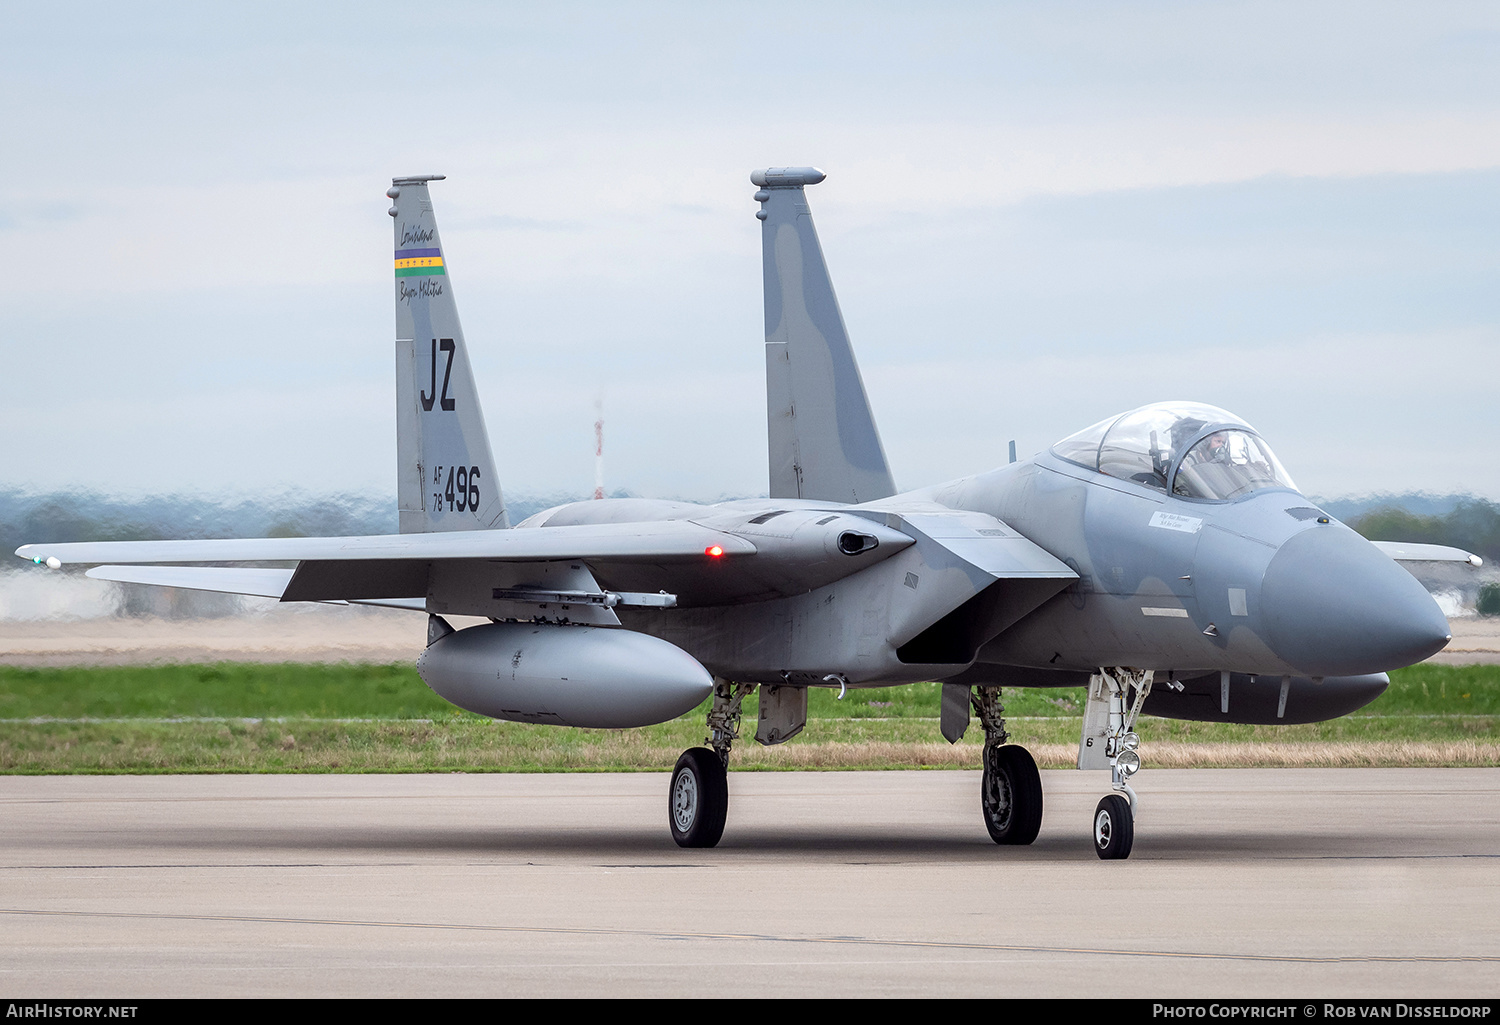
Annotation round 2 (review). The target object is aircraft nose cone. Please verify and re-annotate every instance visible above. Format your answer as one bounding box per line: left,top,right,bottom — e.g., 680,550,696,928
1261,526,1451,676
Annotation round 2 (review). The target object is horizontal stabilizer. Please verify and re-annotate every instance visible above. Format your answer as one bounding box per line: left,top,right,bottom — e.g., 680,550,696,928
19,520,758,568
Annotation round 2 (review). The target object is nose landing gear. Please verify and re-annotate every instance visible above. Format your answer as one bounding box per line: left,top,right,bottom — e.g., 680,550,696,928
1079,668,1154,859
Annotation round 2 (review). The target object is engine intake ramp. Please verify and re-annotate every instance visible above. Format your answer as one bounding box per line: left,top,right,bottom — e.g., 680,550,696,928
851,508,1077,666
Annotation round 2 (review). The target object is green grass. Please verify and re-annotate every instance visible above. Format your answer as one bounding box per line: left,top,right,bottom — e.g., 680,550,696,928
0,662,451,720
0,662,1496,773
1368,664,1500,715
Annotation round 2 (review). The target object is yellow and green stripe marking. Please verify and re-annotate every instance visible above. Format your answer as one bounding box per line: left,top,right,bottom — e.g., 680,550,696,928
395,248,445,277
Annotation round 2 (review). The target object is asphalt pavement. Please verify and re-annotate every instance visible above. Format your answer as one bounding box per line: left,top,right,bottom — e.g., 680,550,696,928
1,768,1496,997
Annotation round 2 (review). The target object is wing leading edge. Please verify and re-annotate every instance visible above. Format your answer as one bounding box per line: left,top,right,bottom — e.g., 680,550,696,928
16,519,757,569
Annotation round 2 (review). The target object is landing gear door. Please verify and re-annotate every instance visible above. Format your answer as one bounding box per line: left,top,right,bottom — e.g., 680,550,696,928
756,684,807,746
1078,675,1112,770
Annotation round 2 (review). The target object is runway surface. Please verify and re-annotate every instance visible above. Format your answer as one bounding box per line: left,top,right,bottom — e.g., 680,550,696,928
2,768,1497,998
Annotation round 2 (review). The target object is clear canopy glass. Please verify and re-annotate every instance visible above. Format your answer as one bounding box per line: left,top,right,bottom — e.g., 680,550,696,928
1050,401,1297,500
1049,414,1115,469
1172,429,1297,500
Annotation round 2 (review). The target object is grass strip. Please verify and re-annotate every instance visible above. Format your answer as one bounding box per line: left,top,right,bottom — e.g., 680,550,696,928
0,662,1496,773
2,708,1497,774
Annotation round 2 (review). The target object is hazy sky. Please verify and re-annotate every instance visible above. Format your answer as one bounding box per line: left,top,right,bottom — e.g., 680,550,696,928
3,1,1498,505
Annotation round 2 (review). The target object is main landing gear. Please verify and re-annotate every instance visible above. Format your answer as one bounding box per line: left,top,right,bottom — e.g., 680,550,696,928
1079,668,1157,860
974,686,1044,845
669,677,753,848
665,672,1160,858
669,748,726,847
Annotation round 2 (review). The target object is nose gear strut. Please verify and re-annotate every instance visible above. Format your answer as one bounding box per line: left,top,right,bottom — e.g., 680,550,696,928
1079,668,1154,859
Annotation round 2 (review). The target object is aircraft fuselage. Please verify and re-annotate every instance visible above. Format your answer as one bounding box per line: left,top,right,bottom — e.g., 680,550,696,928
520,445,1450,709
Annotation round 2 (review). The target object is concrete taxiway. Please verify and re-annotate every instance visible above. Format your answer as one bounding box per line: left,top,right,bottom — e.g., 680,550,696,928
1,769,1497,998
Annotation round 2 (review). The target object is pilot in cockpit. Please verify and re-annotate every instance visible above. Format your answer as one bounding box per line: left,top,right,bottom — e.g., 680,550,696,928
1053,402,1300,501
1190,430,1229,466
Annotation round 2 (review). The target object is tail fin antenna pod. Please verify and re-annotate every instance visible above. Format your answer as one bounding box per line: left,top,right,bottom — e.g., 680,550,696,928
389,176,509,532
753,167,896,504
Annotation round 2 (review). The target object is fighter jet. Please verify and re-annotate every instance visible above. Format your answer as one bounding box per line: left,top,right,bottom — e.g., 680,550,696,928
18,169,1481,859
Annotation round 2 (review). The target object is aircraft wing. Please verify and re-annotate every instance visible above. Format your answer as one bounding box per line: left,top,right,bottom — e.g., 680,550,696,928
19,522,761,614
19,516,920,613
88,565,295,597
16,520,757,568
84,565,429,611
1371,540,1483,567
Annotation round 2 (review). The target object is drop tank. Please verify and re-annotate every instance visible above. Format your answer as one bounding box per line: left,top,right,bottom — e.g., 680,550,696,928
417,621,713,728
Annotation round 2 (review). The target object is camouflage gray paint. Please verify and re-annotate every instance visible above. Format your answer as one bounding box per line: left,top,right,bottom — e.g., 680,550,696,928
389,175,508,533
755,168,896,505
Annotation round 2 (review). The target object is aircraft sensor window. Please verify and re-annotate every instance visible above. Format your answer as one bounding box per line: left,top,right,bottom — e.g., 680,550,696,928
1172,430,1297,500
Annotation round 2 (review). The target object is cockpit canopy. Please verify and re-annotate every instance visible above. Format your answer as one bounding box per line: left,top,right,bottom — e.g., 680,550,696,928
1051,401,1298,500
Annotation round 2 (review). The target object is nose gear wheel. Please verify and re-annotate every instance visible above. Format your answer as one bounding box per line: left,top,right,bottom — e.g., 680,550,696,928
1080,669,1153,859
1093,793,1134,859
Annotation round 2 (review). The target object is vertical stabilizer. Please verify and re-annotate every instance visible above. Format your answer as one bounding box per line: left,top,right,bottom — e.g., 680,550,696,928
389,176,509,532
753,168,896,505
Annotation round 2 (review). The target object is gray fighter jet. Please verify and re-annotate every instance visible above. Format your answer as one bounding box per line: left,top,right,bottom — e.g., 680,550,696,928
18,169,1481,859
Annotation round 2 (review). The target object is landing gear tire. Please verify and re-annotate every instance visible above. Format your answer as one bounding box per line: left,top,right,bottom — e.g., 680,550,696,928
669,747,727,849
982,744,1044,845
1093,793,1134,860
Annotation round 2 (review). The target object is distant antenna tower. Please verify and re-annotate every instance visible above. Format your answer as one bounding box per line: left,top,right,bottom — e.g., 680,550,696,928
593,400,605,501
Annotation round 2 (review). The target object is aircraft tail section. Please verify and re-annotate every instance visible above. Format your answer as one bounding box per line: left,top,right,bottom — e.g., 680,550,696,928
389,176,509,532
753,168,896,505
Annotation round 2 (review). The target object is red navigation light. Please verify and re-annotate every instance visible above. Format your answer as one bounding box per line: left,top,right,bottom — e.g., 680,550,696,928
705,545,724,558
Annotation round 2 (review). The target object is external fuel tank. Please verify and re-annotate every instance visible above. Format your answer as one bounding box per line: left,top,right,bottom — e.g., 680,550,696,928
417,622,713,728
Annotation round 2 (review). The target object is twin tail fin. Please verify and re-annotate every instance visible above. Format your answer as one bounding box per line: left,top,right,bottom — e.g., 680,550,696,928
388,176,509,532
387,169,892,528
753,167,896,505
